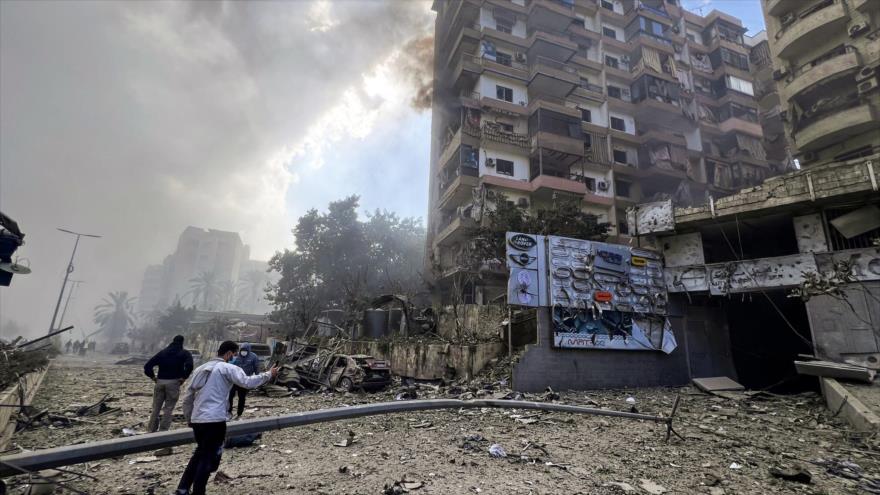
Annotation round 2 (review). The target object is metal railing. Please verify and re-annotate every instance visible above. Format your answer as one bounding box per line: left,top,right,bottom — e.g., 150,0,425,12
790,44,856,80
775,0,835,40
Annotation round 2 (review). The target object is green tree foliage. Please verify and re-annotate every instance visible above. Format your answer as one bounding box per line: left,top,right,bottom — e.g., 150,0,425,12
93,291,137,343
466,191,610,268
268,196,426,332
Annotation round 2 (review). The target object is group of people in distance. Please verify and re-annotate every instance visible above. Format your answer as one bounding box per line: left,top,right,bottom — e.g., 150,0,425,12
143,336,278,495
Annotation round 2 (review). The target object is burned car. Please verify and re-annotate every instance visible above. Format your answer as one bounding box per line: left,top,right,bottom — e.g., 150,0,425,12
295,351,391,392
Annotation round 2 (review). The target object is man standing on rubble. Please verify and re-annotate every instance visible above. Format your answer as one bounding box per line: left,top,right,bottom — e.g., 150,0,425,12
176,341,277,495
228,342,260,419
143,335,193,432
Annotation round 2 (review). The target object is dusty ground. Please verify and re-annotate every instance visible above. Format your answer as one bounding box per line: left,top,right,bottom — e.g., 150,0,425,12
5,354,880,494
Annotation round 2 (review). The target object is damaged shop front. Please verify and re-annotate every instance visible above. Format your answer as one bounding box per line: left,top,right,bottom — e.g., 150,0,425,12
626,153,880,395
505,232,698,392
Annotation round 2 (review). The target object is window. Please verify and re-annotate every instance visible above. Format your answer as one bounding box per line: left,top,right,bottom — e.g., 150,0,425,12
725,75,754,96
585,177,597,191
496,159,514,176
613,149,628,163
610,116,626,131
603,27,617,39
495,20,513,34
495,52,512,67
605,55,619,68
580,108,592,122
498,122,514,132
496,85,513,102
607,85,621,98
601,0,614,10
615,180,632,197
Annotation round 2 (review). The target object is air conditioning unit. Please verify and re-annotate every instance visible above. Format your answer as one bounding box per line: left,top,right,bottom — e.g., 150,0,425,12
515,52,527,63
486,158,496,167
849,23,869,37
517,197,530,207
858,77,879,95
597,181,609,191
856,65,877,82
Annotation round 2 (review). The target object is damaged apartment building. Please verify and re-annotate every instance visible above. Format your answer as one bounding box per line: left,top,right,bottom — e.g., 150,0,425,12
427,0,784,303
622,0,880,391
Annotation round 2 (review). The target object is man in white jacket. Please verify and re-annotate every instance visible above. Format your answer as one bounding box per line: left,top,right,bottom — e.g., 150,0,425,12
175,341,278,495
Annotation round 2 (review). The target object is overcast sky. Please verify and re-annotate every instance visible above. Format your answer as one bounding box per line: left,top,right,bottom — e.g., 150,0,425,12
0,0,434,339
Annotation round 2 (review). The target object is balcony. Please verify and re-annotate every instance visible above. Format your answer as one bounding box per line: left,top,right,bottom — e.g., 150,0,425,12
718,118,762,137
532,131,584,156
527,0,576,33
531,173,587,195
435,215,478,247
795,103,880,152
774,1,850,60
437,169,479,210
766,0,802,16
785,48,860,100
528,56,579,97
480,122,530,152
526,30,578,63
571,80,604,101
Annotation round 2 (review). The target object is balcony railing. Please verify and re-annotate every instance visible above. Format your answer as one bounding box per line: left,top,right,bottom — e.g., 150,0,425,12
635,2,670,19
627,30,672,46
532,55,578,74
791,44,855,79
774,0,834,41
580,81,604,94
438,165,479,195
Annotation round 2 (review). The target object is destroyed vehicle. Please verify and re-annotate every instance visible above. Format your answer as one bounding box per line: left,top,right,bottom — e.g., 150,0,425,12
110,342,130,355
295,352,391,392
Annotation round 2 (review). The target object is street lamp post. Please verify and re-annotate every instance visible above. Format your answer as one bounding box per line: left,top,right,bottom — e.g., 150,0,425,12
49,229,101,334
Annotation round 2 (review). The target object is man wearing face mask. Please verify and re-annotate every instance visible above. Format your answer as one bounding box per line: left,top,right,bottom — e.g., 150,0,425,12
176,341,277,495
228,342,260,419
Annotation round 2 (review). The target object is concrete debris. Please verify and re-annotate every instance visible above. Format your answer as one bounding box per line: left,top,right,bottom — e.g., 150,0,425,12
692,377,745,393
639,478,667,494
769,465,812,484
7,355,880,493
488,444,507,458
795,360,875,383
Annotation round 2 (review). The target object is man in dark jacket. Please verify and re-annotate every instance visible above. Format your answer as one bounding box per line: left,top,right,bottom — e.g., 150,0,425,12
144,335,194,432
227,342,261,418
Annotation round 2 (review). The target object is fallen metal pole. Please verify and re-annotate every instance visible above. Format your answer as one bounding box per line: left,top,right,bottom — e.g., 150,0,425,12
0,397,681,477
16,326,74,349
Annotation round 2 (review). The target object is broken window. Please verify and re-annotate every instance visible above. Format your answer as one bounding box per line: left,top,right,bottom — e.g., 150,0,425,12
495,159,514,176
496,85,513,102
613,148,628,163
610,116,626,131
605,55,619,68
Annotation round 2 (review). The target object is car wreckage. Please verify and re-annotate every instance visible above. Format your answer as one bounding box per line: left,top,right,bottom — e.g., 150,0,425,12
279,350,392,392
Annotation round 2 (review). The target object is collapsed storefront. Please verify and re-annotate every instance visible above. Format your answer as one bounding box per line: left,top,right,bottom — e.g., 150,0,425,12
626,154,879,393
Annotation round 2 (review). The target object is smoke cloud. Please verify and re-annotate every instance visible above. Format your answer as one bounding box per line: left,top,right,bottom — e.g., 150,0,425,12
0,0,434,339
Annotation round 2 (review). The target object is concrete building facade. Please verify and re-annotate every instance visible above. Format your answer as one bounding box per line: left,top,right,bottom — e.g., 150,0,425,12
428,0,779,303
761,0,880,166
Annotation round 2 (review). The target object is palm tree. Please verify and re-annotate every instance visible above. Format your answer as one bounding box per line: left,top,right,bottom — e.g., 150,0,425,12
93,291,137,343
236,270,269,313
188,271,219,310
217,280,236,311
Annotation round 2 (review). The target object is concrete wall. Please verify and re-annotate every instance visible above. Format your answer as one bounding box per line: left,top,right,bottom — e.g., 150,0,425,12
436,304,507,341
349,340,504,381
806,281,880,364
0,366,49,449
512,296,735,392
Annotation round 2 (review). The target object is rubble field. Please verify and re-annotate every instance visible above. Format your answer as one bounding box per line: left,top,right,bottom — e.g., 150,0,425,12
7,355,880,494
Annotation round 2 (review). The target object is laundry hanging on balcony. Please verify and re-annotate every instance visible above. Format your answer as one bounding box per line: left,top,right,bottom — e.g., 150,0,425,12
480,40,497,61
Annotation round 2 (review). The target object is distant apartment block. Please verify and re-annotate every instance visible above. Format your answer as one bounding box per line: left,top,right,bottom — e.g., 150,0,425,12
760,0,880,167
137,227,271,314
428,0,777,302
